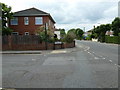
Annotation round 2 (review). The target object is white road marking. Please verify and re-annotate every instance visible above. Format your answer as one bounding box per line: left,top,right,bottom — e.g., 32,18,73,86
114,64,117,66
84,46,90,51
51,50,67,54
102,58,105,59
32,59,36,61
109,60,112,62
94,57,99,59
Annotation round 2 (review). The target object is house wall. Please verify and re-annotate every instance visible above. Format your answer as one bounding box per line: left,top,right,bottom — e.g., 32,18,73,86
54,31,60,39
9,16,55,35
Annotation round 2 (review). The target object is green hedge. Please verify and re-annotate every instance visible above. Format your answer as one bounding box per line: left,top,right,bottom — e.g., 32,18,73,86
105,36,120,44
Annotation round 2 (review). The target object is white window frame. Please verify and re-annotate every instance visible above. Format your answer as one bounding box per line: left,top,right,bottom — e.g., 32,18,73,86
24,17,29,25
35,17,43,25
12,32,19,35
25,32,29,35
10,17,18,25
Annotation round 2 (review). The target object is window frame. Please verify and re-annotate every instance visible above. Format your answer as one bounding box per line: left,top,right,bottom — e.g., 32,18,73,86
25,32,29,35
24,17,29,25
12,32,19,35
10,17,18,25
35,17,43,25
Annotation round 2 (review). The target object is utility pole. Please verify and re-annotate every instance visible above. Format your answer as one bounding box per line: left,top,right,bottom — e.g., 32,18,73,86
45,23,48,50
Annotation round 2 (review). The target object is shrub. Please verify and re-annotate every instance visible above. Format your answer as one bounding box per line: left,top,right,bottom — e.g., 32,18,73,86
47,37,55,43
65,34,74,43
105,36,120,44
2,27,13,35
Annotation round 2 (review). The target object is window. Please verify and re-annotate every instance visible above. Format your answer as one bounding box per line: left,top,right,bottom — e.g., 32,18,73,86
25,32,29,35
12,32,19,35
24,17,29,25
11,17,18,25
35,17,43,25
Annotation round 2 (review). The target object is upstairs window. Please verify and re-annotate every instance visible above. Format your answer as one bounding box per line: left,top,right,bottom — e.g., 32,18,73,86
10,17,18,25
35,17,43,25
24,17,29,25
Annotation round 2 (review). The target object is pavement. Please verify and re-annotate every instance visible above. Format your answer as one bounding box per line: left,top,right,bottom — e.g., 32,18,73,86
1,47,79,54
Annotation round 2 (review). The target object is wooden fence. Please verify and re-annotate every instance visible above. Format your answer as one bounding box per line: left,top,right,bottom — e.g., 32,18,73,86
2,35,42,44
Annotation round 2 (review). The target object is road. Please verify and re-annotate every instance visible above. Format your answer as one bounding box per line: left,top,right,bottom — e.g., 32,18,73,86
2,40,118,88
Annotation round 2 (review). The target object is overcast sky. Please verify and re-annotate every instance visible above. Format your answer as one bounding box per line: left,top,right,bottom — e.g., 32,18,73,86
1,0,119,31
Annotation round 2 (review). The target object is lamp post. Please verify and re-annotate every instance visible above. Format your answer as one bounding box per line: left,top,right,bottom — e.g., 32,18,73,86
83,27,85,32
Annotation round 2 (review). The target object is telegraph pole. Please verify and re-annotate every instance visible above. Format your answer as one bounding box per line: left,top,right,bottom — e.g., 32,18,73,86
45,23,48,50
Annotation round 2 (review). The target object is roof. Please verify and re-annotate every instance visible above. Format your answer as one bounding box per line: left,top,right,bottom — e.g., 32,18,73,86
13,7,55,23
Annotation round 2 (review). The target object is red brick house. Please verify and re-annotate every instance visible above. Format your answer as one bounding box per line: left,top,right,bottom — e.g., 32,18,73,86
9,7,55,35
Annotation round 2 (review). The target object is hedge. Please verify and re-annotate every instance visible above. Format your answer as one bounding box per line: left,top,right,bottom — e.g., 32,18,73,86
105,36,120,44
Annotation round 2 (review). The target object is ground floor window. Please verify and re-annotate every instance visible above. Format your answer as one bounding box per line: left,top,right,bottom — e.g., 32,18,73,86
25,32,29,35
12,32,19,35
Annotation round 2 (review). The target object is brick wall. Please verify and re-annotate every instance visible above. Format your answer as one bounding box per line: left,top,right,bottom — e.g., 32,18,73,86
2,35,75,51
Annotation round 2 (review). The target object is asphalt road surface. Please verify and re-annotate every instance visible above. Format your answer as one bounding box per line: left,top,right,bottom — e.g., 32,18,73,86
2,40,118,88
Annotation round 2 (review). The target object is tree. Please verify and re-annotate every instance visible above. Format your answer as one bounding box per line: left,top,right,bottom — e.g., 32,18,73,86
67,29,76,39
75,28,84,39
111,17,120,36
92,24,111,42
60,28,66,39
1,3,13,35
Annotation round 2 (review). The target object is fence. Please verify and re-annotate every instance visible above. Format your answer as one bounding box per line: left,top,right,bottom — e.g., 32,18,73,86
2,35,75,50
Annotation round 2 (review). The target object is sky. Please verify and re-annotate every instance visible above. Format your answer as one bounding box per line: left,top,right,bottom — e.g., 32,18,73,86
1,0,119,32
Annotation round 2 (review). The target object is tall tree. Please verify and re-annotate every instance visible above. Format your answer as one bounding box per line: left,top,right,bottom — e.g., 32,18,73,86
75,28,84,39
60,28,66,39
111,17,120,36
1,3,13,35
93,24,111,42
67,28,76,39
